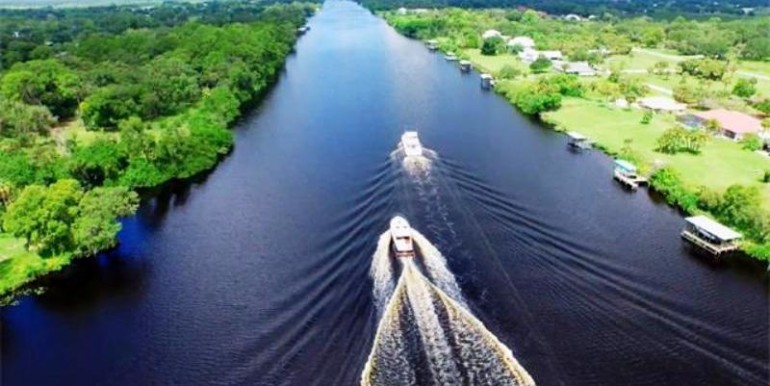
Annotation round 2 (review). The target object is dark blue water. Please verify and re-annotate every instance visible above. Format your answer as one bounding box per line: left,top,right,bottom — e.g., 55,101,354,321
2,2,768,385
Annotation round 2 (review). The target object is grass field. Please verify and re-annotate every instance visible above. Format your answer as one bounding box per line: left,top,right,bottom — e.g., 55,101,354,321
0,233,70,300
543,98,770,202
461,49,530,75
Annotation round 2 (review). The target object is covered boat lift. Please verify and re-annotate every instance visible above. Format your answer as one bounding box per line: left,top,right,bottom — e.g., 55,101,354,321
613,159,647,190
681,216,741,256
480,73,495,89
566,131,591,150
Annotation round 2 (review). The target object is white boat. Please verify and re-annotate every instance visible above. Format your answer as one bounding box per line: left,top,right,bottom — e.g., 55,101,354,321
390,216,415,258
401,131,423,157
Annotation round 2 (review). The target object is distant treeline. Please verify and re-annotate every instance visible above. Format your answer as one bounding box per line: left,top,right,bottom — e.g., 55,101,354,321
360,0,769,19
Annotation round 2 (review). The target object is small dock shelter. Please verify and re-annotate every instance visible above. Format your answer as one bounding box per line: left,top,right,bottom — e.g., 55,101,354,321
566,131,591,149
480,74,495,89
681,216,741,255
613,159,647,190
459,60,472,72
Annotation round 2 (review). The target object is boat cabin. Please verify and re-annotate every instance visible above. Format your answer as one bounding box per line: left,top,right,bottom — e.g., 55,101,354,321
480,74,495,89
613,159,647,190
681,216,741,255
426,40,438,51
566,131,591,150
459,60,472,72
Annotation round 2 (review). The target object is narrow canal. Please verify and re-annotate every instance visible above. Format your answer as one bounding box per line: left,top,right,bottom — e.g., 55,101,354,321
2,1,767,385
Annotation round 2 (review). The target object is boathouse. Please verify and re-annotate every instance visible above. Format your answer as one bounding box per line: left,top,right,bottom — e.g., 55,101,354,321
459,60,472,72
480,74,494,89
613,159,647,189
566,132,591,149
681,216,741,255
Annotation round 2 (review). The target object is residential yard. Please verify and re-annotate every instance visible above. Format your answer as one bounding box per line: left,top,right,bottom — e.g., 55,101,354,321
542,98,770,203
461,49,530,75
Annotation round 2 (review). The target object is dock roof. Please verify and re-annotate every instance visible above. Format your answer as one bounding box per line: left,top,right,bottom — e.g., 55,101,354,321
566,131,587,140
685,215,742,241
614,159,636,172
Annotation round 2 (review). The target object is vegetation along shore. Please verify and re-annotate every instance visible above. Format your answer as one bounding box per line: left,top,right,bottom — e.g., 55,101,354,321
0,1,318,304
374,5,770,261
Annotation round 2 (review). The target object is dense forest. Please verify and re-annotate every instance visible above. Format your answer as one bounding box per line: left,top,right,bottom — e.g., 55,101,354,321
0,0,317,301
360,0,770,19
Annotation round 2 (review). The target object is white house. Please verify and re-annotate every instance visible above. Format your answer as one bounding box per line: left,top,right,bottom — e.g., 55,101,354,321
482,29,502,40
564,14,582,21
508,36,535,49
518,48,539,63
540,50,563,61
561,61,597,76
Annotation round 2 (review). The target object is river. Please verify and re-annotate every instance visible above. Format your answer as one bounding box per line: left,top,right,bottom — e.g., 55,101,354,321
2,2,768,385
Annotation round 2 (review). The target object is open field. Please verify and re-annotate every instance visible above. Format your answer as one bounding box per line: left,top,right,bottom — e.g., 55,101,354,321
461,49,530,75
543,98,770,202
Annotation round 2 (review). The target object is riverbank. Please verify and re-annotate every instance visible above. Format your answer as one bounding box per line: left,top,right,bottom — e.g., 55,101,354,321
0,4,317,305
379,8,770,262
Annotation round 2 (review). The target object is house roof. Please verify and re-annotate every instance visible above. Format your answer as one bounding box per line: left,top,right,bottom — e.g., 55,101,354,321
693,109,763,135
508,36,535,47
639,97,686,112
685,215,742,241
482,29,501,39
564,61,595,74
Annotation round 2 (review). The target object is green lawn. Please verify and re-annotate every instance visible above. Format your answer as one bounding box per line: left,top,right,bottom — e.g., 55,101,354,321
0,233,70,300
461,49,530,75
542,98,770,201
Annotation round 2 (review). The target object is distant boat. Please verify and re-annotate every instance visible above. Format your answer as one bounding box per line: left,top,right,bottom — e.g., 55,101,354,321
400,131,423,157
390,216,415,258
444,52,458,61
297,25,310,35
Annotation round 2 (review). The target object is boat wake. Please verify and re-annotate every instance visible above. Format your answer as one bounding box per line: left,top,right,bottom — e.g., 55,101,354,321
364,230,535,386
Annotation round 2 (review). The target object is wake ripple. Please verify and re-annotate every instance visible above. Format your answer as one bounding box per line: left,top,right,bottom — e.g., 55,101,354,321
363,235,535,386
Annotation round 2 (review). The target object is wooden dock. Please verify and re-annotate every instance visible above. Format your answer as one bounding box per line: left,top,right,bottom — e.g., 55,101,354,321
613,170,648,190
681,230,739,255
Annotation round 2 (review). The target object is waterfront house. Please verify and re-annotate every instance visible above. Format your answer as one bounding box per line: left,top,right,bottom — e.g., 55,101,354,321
638,97,686,113
482,29,502,40
681,216,741,256
518,48,539,63
687,109,763,141
559,61,597,76
508,36,535,50
540,50,564,61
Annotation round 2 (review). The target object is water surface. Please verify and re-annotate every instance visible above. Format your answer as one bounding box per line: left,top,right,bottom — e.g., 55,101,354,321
2,2,768,385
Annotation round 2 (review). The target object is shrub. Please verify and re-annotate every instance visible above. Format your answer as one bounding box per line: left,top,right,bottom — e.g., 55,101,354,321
732,78,757,99
740,133,762,151
640,110,653,124
497,65,521,80
529,57,552,74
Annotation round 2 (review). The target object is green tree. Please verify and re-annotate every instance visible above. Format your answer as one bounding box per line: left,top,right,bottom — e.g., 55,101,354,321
497,65,521,80
740,133,762,151
481,36,505,56
0,59,82,119
732,78,757,99
72,186,138,257
3,179,83,254
529,57,552,74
